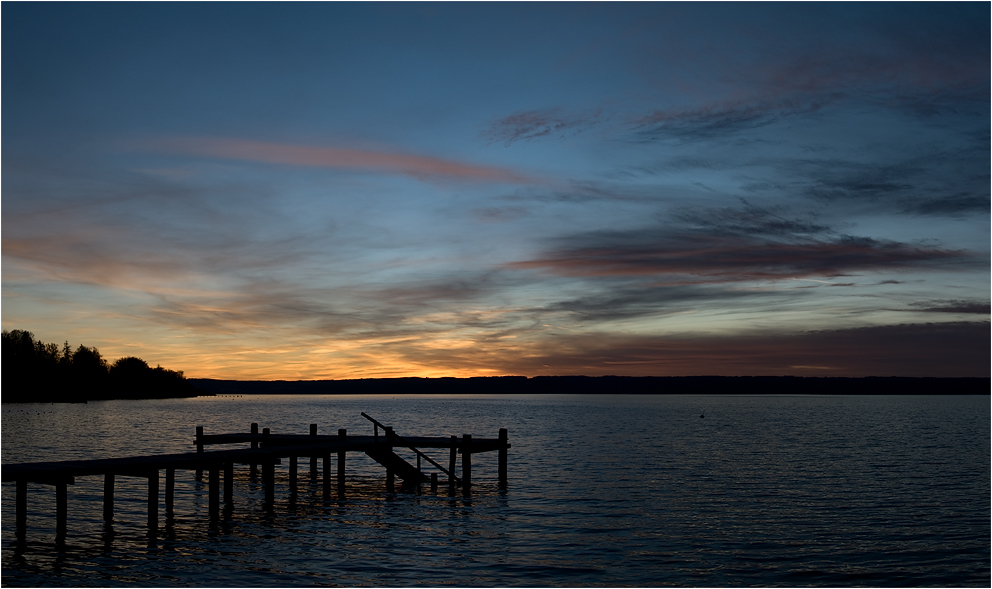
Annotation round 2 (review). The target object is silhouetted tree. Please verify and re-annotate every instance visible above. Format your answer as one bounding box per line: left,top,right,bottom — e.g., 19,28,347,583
2,329,202,402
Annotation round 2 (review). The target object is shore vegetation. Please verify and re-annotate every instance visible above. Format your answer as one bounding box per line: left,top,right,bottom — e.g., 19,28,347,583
2,329,202,403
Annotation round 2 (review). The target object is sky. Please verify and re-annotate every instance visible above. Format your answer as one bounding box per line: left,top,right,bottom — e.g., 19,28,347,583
2,2,989,380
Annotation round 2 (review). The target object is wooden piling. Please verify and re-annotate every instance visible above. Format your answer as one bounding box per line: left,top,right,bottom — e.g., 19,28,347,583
310,424,318,481
104,473,115,521
431,473,438,493
498,428,508,484
195,426,204,480
165,468,175,515
147,470,159,531
223,463,233,505
262,461,274,506
208,467,220,515
261,428,274,504
323,454,331,498
16,479,27,538
449,435,458,490
289,456,298,493
385,427,395,491
250,423,259,477
462,434,472,492
56,481,68,538
337,429,347,496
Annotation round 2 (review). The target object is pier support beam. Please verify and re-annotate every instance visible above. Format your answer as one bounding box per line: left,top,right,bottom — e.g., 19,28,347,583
449,436,458,490
224,463,233,505
385,427,395,492
165,468,175,516
262,461,275,506
310,424,318,481
250,423,258,477
498,428,508,486
337,429,347,497
462,434,472,494
16,479,27,539
323,454,331,499
147,471,159,532
104,474,115,521
195,426,204,480
208,467,220,516
56,481,68,539
289,456,298,493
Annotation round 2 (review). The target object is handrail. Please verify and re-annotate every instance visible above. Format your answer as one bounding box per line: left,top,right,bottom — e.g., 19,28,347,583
360,412,461,484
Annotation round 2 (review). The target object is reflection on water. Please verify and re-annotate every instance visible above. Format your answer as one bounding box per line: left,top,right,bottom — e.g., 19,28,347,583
3,394,990,586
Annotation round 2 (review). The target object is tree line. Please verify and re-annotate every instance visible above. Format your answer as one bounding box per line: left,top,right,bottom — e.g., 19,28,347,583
2,329,203,403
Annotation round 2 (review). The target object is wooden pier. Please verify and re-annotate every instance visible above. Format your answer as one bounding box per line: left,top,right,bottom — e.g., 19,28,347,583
4,414,509,540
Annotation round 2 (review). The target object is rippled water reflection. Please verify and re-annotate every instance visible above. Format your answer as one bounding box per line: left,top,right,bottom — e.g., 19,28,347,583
2,394,989,586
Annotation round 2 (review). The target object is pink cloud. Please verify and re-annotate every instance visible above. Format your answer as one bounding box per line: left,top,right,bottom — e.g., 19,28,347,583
152,136,534,183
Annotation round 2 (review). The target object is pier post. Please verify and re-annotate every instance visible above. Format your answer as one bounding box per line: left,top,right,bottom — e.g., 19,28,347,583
165,468,175,515
16,479,27,539
449,436,458,490
56,481,68,539
196,426,204,480
224,463,233,505
250,423,259,478
337,429,347,496
208,467,220,516
262,460,275,506
323,454,331,499
147,470,159,531
261,428,274,505
498,428,508,485
289,456,298,494
310,424,318,481
431,473,438,493
104,473,115,521
462,434,472,493
385,427,395,492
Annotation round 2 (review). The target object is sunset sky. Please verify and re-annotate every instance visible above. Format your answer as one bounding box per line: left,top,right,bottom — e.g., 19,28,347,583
3,2,989,379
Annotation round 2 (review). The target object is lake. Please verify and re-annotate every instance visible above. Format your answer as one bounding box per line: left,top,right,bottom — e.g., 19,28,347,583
2,394,989,586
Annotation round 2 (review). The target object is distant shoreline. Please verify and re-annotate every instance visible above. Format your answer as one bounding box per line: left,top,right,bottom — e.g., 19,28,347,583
190,376,990,396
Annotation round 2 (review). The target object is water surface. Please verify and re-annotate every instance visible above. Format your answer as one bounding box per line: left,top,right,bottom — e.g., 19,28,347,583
2,394,989,586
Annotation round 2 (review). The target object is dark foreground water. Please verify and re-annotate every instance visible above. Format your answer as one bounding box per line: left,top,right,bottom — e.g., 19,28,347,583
2,394,989,587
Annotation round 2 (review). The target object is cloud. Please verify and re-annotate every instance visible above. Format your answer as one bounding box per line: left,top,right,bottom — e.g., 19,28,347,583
483,107,602,146
635,97,828,141
429,321,989,378
910,300,991,315
471,206,528,223
633,5,989,141
507,204,965,283
902,193,990,217
149,136,535,183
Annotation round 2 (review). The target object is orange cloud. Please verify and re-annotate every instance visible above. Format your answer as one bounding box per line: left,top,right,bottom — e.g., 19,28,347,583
152,136,534,183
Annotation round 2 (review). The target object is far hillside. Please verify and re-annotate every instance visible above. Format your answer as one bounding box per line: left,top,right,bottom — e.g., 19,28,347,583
1,329,206,403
